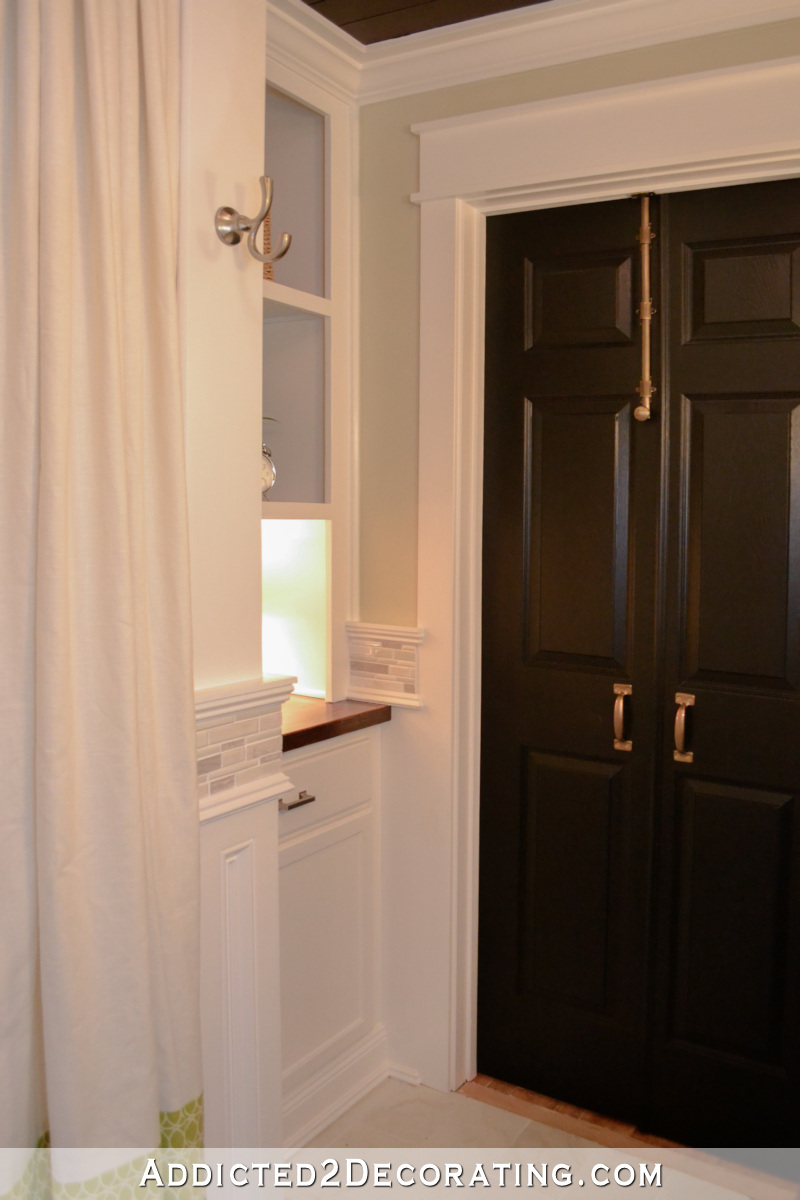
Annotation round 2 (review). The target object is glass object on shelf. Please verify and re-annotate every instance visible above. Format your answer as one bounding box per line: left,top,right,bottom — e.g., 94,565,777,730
265,85,325,298
261,443,277,497
262,519,328,698
262,309,325,503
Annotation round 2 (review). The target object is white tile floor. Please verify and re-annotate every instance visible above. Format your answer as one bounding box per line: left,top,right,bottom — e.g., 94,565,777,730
303,1082,781,1199
306,1078,602,1149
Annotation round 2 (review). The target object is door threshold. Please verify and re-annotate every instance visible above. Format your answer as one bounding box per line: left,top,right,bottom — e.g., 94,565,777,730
459,1076,680,1151
461,1077,797,1199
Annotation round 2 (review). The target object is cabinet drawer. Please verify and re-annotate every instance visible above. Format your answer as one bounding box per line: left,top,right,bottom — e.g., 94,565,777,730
279,731,373,837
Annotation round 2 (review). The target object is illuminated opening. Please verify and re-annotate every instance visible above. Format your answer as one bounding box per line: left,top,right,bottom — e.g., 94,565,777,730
262,519,328,698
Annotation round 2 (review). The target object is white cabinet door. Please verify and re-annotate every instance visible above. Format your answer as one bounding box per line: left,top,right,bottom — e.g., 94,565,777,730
278,731,386,1145
281,810,372,1069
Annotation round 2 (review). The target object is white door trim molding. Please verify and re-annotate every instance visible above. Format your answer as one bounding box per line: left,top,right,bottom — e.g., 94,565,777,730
412,58,800,1089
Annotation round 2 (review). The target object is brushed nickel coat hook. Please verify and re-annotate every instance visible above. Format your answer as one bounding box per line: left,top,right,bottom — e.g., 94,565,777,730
214,176,292,265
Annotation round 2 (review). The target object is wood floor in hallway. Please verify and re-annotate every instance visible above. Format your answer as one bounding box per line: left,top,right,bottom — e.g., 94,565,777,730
458,1075,680,1151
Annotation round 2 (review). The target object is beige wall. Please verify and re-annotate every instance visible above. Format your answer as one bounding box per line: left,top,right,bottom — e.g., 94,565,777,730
358,17,800,626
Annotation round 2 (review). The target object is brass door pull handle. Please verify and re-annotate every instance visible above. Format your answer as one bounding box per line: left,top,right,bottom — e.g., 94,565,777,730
634,194,656,422
613,683,632,751
674,693,695,763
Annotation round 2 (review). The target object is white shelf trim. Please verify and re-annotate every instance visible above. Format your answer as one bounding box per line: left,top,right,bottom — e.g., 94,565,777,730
347,686,423,710
346,621,425,644
262,500,333,519
195,675,296,720
263,279,332,319
199,769,296,823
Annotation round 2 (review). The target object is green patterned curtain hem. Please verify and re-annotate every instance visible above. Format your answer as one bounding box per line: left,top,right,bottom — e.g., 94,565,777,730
159,1095,203,1149
3,1095,204,1200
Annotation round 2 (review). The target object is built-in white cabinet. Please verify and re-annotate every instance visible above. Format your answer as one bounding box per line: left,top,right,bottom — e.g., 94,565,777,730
277,729,386,1146
261,53,355,701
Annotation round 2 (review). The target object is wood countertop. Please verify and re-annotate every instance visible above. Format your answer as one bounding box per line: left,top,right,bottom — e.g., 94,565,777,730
281,695,391,752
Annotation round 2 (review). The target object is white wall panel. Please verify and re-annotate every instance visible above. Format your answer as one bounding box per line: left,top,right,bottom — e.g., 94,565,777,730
182,0,266,690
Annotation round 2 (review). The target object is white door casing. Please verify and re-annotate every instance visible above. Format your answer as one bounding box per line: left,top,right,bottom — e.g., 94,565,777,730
393,56,800,1091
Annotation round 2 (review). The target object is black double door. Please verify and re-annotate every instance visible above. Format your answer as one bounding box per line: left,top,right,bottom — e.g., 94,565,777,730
478,179,800,1146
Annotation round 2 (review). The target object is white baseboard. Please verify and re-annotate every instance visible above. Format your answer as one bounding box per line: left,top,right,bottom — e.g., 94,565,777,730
282,1026,390,1147
387,1062,422,1087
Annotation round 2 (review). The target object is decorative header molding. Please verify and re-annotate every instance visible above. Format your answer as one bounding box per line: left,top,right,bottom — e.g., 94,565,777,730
267,0,800,106
411,57,800,211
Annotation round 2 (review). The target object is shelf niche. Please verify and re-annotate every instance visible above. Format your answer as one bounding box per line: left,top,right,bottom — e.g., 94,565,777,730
264,85,325,298
262,519,329,700
262,308,326,504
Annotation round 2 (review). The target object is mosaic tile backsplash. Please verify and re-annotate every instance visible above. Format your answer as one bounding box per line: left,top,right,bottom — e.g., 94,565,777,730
346,622,424,709
196,701,284,799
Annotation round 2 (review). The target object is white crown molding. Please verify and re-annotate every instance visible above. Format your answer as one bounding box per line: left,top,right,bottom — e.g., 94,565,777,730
359,0,800,103
266,0,363,104
267,0,800,106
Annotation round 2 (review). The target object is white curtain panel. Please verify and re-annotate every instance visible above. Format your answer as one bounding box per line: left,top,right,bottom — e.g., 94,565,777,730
0,0,202,1147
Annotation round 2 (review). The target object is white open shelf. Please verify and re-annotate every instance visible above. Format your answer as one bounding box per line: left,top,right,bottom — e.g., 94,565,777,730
263,279,331,320
262,501,331,519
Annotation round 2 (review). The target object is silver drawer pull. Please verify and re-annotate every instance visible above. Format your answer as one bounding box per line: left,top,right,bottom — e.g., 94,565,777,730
613,682,632,751
279,789,316,812
674,693,695,763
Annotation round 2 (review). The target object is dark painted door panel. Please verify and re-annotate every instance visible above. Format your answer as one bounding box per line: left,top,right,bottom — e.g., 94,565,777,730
650,185,800,1145
480,198,660,1122
479,179,800,1146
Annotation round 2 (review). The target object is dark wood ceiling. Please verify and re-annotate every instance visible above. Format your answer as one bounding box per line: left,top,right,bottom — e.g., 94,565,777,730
300,0,553,45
